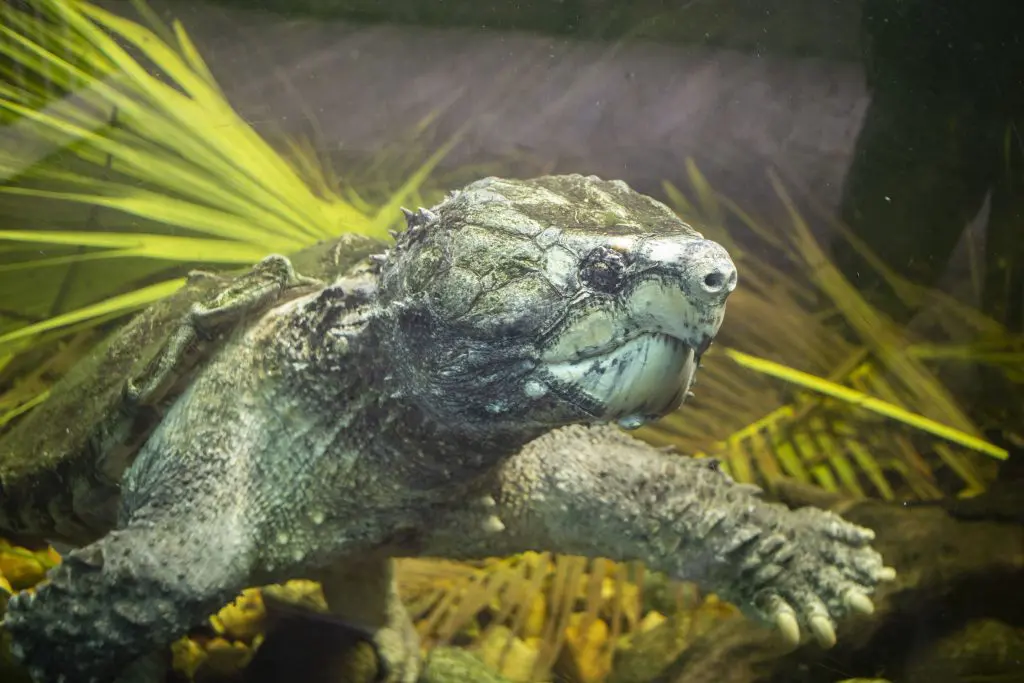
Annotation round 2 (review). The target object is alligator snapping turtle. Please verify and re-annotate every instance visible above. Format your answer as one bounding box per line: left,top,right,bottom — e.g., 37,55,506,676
0,175,893,683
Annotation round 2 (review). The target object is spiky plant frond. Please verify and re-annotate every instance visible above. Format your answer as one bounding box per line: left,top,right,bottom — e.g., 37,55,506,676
0,0,451,354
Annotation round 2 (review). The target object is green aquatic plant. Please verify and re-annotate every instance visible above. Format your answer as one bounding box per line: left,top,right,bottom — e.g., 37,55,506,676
0,0,450,352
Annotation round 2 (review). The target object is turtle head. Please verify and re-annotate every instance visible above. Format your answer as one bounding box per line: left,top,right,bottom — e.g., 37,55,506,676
376,175,736,437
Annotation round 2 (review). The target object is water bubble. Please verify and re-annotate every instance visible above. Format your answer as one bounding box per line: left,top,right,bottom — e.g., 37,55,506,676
617,415,646,430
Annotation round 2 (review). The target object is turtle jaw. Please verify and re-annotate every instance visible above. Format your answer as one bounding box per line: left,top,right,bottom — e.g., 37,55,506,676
536,272,728,428
542,333,699,427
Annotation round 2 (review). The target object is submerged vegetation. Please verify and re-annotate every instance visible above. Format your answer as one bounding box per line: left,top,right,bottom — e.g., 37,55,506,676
0,1,1019,681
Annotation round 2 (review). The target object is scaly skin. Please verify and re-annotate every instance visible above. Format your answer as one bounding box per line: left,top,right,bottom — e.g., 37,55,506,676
420,424,891,648
0,234,380,547
1,175,894,682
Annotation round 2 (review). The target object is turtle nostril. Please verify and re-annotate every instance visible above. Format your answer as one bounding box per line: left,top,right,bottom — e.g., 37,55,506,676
684,239,737,300
696,259,737,300
703,271,726,291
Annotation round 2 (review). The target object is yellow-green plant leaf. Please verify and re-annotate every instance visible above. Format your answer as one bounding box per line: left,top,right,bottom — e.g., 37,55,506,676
0,248,138,273
0,278,185,349
0,389,51,429
0,230,276,263
767,169,979,435
724,347,1008,460
844,438,895,500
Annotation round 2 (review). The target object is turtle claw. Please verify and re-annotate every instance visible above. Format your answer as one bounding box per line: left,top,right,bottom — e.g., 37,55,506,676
808,613,837,648
844,589,876,615
772,604,801,646
767,597,839,649
727,506,895,650
123,378,143,404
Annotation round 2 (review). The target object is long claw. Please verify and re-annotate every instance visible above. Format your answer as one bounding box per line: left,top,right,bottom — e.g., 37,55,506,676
809,614,837,648
774,606,801,646
844,590,875,615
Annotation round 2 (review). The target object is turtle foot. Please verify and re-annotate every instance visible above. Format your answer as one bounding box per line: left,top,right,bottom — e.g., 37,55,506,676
726,505,896,649
3,527,237,682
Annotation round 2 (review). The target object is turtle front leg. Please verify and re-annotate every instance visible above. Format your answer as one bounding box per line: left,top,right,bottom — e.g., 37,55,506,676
126,253,322,404
421,424,896,650
2,505,256,682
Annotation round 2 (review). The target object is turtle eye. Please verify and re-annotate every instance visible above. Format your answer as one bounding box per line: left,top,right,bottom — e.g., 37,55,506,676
579,246,628,293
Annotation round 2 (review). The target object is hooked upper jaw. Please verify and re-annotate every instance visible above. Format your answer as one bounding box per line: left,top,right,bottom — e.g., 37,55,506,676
538,237,737,427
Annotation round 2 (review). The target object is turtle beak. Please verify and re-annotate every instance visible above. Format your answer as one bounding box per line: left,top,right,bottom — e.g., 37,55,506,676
627,237,737,353
536,237,736,427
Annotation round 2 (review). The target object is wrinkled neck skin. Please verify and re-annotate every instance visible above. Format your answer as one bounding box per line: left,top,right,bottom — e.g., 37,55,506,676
262,280,552,493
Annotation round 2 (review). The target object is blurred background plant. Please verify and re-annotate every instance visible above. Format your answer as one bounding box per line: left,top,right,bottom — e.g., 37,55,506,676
0,1,1020,682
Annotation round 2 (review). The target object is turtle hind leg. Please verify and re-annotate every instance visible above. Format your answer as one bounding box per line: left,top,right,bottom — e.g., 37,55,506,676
311,559,422,683
2,513,255,682
125,254,323,405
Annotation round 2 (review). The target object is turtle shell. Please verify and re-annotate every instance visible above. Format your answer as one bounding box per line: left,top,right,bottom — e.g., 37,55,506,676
0,233,384,547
